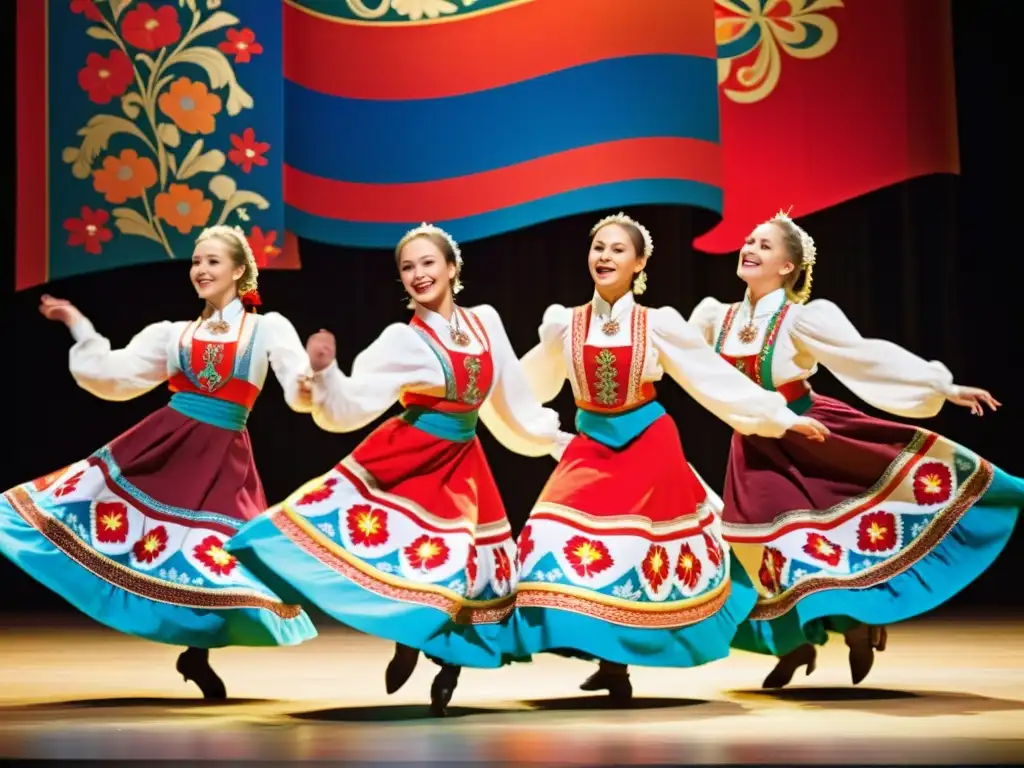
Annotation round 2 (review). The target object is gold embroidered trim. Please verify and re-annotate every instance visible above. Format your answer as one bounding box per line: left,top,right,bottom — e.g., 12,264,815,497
516,579,731,629
571,305,591,404
625,306,647,406
5,487,303,619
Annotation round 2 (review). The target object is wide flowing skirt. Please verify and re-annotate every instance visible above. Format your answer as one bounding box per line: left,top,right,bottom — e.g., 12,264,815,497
723,394,1021,656
226,416,519,669
511,414,758,667
0,406,316,648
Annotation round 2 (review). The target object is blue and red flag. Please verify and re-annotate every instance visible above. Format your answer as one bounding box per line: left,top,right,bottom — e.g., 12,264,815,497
697,0,960,252
16,0,293,291
282,0,725,248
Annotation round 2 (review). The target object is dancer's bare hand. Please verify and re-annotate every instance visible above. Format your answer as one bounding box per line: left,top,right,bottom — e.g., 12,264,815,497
306,329,336,373
39,295,83,327
948,387,1000,416
295,375,313,408
790,417,829,442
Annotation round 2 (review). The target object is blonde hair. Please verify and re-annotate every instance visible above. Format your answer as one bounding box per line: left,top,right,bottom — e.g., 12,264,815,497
765,211,816,304
195,225,259,296
395,223,464,308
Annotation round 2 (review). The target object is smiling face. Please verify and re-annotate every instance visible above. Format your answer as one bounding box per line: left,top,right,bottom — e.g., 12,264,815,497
588,223,647,301
397,234,457,310
190,236,245,306
736,222,797,290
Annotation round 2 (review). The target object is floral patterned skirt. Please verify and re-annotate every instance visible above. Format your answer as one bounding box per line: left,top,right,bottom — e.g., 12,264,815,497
510,414,758,668
0,405,316,648
226,415,520,669
723,394,1022,656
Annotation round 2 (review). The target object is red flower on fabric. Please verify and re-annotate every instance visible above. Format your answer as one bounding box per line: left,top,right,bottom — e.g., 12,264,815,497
493,547,512,587
703,532,723,570
802,532,842,568
64,207,114,255
54,470,85,498
675,543,703,590
466,546,478,587
70,0,103,23
346,504,389,547
121,2,182,51
856,510,898,552
296,477,337,505
246,226,282,267
912,461,953,505
228,128,270,174
132,525,169,564
516,525,535,570
758,546,786,592
94,501,129,544
77,49,133,105
563,536,613,578
218,27,264,64
194,535,238,576
405,535,449,571
33,466,73,493
641,544,670,591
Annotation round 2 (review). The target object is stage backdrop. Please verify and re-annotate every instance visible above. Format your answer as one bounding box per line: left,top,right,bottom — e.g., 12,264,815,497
281,0,724,249
699,0,960,252
16,0,294,291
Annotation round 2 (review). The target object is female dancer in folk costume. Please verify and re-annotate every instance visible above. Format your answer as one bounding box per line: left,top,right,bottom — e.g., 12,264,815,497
688,211,1020,688
0,225,317,697
226,224,569,716
512,213,829,702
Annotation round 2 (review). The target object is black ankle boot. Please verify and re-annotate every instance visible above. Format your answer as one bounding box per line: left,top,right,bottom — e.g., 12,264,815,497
429,664,461,717
580,661,632,705
175,647,226,700
385,643,420,694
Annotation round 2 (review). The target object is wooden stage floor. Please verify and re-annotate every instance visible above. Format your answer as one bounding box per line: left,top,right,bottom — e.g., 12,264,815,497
1,612,1022,765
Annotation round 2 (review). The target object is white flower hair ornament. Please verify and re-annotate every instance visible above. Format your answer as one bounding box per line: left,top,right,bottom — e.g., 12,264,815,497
590,212,653,295
767,209,817,304
398,222,465,294
196,224,260,300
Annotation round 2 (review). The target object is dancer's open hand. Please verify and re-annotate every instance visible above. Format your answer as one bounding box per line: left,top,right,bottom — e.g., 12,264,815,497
306,329,336,372
948,387,1000,416
39,295,83,327
790,417,829,442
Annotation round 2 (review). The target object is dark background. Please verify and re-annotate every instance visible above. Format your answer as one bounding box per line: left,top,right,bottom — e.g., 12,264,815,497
1,5,1017,614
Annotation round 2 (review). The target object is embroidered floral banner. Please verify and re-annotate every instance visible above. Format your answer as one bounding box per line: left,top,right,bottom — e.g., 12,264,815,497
16,0,294,291
696,0,960,252
281,0,724,248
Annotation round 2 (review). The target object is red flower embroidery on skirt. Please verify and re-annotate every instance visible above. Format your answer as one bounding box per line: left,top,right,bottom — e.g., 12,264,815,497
405,535,449,571
296,477,337,506
703,532,723,569
194,535,238,576
759,546,786,592
642,544,670,591
346,504,389,547
675,543,703,590
912,461,953,505
132,526,169,564
53,471,85,498
802,532,843,568
516,525,535,570
493,547,512,586
856,510,898,553
563,536,613,578
94,501,129,544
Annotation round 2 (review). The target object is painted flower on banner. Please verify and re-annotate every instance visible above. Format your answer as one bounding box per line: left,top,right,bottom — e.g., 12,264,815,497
64,207,115,255
345,0,481,22
94,501,130,544
246,226,281,267
563,536,614,579
715,0,843,104
62,0,272,260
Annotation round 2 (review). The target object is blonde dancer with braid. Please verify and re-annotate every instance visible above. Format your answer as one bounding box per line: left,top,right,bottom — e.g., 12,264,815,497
689,211,1019,688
